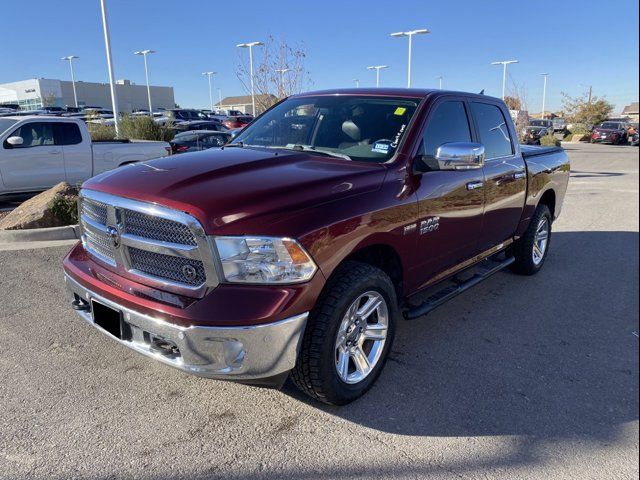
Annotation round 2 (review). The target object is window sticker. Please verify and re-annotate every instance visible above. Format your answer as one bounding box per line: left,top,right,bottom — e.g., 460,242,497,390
394,107,407,116
372,141,391,154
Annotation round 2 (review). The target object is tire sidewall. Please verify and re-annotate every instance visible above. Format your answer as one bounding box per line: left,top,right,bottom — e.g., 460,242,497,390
316,272,397,405
529,206,552,273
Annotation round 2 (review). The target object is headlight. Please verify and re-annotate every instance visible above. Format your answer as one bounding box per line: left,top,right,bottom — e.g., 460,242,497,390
213,236,317,284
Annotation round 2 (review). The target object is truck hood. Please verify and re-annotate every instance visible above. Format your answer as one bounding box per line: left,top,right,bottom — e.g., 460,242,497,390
83,146,386,235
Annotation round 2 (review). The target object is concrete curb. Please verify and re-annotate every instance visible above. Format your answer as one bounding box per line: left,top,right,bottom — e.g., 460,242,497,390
0,224,80,243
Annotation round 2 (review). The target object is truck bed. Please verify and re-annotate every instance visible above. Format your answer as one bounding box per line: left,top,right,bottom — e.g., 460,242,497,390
520,144,563,159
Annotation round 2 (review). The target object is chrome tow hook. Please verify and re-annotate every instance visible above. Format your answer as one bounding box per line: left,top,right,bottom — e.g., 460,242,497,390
71,297,91,312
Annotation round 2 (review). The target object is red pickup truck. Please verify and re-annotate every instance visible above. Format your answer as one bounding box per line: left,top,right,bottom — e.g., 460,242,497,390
63,89,569,405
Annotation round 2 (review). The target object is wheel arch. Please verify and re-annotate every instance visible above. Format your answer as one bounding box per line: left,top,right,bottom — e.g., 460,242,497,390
337,243,405,298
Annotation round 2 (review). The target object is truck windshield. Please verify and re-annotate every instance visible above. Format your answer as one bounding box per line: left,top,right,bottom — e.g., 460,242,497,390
232,95,419,162
0,119,18,136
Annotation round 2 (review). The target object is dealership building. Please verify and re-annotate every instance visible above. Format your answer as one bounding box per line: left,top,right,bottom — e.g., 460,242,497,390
0,78,175,112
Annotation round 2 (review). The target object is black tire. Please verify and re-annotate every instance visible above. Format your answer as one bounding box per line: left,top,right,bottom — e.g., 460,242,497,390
291,261,398,405
511,204,552,275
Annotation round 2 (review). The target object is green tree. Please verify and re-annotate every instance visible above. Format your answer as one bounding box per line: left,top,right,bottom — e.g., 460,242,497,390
561,91,614,126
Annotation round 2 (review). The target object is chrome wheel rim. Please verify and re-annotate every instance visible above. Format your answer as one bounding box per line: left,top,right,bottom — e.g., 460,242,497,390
532,217,549,265
335,291,389,385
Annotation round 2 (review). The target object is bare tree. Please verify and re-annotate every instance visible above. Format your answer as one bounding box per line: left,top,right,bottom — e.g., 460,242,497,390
236,36,311,113
41,91,57,107
507,79,530,142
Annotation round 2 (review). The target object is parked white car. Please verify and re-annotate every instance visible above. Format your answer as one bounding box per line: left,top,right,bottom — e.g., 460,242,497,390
0,116,169,195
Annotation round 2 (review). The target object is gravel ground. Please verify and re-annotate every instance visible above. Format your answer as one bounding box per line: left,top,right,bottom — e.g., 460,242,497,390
0,142,638,480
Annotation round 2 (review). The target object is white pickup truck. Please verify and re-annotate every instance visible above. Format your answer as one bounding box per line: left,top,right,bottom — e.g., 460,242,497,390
0,116,169,196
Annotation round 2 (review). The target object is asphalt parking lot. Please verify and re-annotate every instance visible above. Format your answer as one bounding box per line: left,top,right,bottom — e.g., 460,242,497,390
0,142,638,480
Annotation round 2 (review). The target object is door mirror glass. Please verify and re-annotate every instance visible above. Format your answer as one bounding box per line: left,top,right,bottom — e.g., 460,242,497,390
6,135,24,146
435,142,485,170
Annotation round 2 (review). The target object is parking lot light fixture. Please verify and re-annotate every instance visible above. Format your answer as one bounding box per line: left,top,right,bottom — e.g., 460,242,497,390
61,56,80,107
237,41,264,115
202,71,217,111
275,68,290,98
390,29,430,88
99,0,120,136
367,65,389,88
134,49,156,113
491,60,519,100
541,73,549,119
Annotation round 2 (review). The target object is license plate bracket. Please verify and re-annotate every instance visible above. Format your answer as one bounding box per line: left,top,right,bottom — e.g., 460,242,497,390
91,300,124,340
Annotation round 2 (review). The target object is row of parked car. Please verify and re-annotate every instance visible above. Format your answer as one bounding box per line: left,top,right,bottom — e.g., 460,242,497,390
522,117,639,146
0,104,256,155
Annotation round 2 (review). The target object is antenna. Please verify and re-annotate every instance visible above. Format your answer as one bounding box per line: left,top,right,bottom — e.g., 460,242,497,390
479,89,485,95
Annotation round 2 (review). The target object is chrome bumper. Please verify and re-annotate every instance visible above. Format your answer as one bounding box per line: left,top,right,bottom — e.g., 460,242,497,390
65,274,308,381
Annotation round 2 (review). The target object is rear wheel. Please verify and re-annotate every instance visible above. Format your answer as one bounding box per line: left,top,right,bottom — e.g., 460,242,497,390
511,204,552,275
291,261,397,405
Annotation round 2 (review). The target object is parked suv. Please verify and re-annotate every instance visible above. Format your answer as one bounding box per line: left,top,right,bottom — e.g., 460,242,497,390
63,89,569,405
591,121,628,144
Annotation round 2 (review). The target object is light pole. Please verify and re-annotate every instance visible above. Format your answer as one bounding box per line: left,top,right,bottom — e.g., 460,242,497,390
202,71,216,111
61,56,80,107
540,73,549,119
436,75,443,90
353,78,360,88
217,88,222,107
367,65,389,88
134,49,156,113
237,41,264,115
99,0,120,136
275,68,289,98
491,60,518,100
390,29,430,88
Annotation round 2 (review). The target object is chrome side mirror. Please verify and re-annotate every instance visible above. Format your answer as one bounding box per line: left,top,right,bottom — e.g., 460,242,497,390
435,142,485,170
6,136,24,147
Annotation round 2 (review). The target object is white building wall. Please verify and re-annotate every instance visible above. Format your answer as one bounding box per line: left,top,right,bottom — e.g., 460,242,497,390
0,78,175,112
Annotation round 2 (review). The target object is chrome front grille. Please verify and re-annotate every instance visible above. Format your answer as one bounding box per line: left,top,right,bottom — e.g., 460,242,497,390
123,210,197,246
78,190,218,297
129,248,206,286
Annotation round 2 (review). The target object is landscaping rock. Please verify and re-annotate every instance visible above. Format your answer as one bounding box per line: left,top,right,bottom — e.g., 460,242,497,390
0,182,79,230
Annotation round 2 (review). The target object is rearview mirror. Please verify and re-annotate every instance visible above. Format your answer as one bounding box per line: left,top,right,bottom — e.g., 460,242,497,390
6,136,24,147
435,142,485,170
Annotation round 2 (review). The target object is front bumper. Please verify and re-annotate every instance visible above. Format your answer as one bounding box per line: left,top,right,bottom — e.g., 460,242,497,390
65,273,308,381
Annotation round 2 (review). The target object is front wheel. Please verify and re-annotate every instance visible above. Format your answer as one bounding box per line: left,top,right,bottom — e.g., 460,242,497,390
291,261,397,405
511,204,552,275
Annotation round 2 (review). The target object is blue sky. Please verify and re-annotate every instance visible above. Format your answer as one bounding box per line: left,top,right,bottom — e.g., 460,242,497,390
1,0,638,112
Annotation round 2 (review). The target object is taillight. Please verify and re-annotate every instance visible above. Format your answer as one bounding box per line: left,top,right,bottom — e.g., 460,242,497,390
177,146,189,152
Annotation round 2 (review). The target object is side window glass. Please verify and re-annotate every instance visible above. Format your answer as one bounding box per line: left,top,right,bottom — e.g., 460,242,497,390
9,122,56,148
422,101,472,156
470,102,513,159
61,123,82,145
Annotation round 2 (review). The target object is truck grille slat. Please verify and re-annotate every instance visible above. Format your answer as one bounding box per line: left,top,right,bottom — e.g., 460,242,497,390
78,191,217,296
123,210,197,246
129,248,206,286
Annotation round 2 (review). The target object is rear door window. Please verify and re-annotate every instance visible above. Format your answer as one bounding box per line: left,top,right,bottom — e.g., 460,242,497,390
470,102,513,159
57,123,83,145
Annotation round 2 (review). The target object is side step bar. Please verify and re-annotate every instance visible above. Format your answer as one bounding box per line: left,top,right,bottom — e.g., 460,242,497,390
403,256,515,320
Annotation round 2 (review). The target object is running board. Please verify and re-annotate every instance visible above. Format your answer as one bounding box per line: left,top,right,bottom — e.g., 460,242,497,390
403,256,515,320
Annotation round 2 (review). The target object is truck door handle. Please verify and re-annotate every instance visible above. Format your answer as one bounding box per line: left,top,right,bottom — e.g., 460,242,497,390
513,171,526,179
466,181,484,190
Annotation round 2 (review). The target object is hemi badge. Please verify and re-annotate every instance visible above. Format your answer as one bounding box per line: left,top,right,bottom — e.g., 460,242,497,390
403,224,417,235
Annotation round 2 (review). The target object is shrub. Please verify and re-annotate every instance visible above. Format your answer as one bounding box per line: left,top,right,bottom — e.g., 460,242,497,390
87,115,175,141
118,115,175,141
568,123,591,135
87,122,116,141
48,195,78,225
540,134,561,147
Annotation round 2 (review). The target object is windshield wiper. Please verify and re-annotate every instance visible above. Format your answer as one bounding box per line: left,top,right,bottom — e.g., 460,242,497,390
281,144,352,160
225,141,244,148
